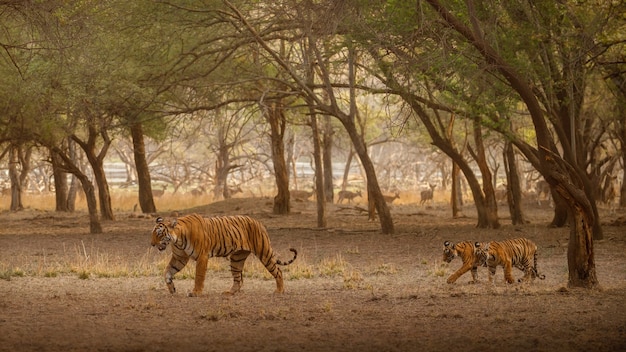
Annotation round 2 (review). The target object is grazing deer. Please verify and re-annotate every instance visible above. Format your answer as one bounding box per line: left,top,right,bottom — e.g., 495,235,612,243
420,184,436,205
291,189,314,201
383,191,400,204
337,190,362,204
152,184,167,197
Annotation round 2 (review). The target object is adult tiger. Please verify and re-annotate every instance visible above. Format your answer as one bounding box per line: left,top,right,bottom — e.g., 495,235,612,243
151,213,297,297
479,238,546,284
442,241,487,284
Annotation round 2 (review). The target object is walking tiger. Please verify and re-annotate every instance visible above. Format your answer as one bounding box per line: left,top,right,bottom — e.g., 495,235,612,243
151,213,297,296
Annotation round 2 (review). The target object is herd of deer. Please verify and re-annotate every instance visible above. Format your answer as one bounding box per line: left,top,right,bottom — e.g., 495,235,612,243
290,185,436,206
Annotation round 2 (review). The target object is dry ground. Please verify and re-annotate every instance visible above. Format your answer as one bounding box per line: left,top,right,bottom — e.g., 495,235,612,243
1,196,625,352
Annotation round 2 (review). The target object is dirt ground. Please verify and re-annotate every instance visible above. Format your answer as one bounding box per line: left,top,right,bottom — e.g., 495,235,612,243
1,197,625,352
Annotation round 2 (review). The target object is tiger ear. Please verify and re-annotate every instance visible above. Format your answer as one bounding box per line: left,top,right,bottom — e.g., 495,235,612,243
156,217,164,224
444,241,451,247
474,242,481,248
171,219,177,227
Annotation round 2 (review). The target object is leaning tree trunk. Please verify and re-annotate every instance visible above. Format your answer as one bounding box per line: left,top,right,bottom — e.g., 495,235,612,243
266,101,290,215
130,122,157,213
342,117,394,234
51,147,102,234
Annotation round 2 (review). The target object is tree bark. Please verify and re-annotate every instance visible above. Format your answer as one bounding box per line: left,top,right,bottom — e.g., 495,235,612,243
130,122,156,213
322,116,334,204
72,122,115,221
50,147,102,234
310,111,327,228
8,145,23,211
266,101,290,214
503,141,526,225
51,147,70,212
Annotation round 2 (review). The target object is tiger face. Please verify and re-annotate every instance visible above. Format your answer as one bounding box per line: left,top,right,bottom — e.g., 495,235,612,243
151,217,175,251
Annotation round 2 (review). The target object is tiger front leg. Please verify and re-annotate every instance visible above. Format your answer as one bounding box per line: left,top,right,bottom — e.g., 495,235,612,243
189,256,208,297
503,262,515,284
446,264,471,284
164,255,189,294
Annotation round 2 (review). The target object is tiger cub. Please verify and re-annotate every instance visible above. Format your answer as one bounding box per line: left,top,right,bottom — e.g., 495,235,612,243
442,241,488,284
479,238,546,284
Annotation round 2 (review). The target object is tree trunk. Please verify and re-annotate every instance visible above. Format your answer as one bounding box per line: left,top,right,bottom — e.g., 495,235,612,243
73,123,115,221
567,204,598,287
322,116,334,204
503,141,526,225
51,147,70,212
8,145,23,211
130,122,157,213
266,101,290,214
451,161,462,218
50,147,102,234
310,111,327,228
468,117,500,229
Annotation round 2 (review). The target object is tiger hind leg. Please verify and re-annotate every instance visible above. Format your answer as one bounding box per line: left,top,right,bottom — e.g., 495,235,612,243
260,255,285,293
225,250,250,295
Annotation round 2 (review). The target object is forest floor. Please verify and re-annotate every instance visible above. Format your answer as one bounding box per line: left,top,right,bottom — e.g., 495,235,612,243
0,196,625,352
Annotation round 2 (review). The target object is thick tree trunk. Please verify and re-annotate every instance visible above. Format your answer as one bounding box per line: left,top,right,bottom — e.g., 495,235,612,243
51,148,70,212
568,204,598,287
469,118,500,228
92,163,114,220
266,101,290,215
504,142,526,225
130,122,156,213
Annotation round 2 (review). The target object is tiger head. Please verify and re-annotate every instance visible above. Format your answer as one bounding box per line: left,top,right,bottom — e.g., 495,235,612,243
442,241,457,263
151,217,178,251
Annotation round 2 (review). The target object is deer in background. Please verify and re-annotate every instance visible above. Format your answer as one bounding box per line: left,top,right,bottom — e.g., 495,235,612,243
291,189,314,201
383,191,400,204
535,180,551,205
337,190,362,204
152,184,167,197
420,184,436,205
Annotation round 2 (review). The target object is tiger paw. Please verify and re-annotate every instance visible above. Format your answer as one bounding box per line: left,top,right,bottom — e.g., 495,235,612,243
188,291,200,297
